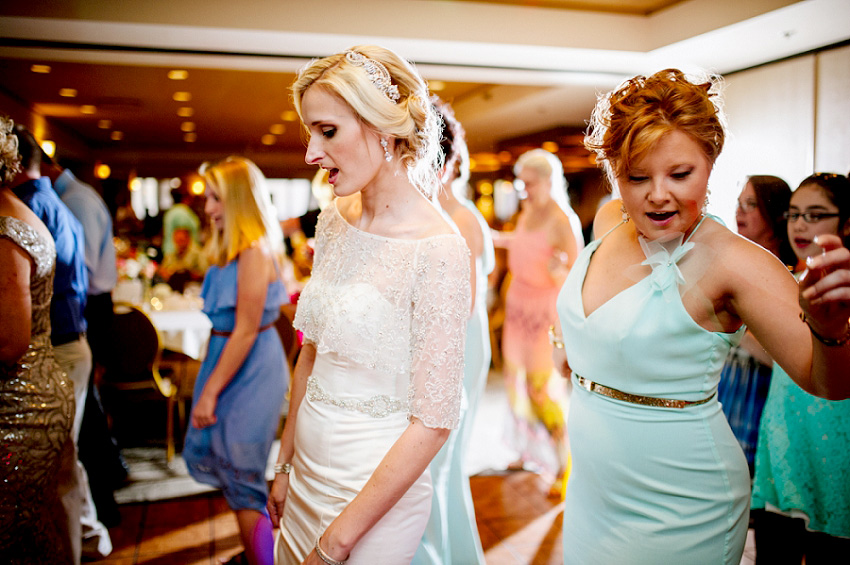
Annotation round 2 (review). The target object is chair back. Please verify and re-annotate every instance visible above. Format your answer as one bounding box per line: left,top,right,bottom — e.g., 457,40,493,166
103,303,173,398
101,302,178,461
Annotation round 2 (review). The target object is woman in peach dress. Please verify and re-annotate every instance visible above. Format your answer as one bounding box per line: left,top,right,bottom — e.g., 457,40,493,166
496,148,582,494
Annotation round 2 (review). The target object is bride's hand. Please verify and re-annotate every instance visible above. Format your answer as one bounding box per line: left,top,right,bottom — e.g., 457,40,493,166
267,474,289,529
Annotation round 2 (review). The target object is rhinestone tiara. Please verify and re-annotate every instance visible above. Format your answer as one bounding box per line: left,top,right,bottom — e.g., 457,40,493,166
344,50,400,103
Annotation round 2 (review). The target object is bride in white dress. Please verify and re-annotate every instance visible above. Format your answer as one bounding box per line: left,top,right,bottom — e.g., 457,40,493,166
268,45,471,565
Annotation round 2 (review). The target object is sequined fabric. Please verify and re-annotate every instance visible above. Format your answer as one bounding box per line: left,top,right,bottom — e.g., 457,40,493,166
0,216,74,563
293,201,469,429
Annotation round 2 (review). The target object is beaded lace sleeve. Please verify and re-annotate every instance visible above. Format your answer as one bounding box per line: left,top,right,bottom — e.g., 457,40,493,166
294,205,470,428
408,236,470,429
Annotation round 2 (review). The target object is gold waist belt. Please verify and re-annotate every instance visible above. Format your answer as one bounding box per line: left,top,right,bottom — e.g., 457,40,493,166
575,375,715,409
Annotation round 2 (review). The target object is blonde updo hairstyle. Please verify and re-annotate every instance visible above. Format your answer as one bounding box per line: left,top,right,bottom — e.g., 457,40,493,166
514,148,571,213
292,45,442,199
200,156,284,267
585,68,726,191
0,116,21,187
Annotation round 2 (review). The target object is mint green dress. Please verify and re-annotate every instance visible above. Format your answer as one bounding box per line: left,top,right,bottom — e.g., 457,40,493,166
751,361,850,537
556,218,750,564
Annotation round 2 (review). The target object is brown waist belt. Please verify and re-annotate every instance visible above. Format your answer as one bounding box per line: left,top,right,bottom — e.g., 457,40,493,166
210,319,277,338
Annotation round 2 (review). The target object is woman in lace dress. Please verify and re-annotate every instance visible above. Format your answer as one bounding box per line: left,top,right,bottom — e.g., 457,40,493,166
0,115,75,563
555,69,850,563
267,46,470,565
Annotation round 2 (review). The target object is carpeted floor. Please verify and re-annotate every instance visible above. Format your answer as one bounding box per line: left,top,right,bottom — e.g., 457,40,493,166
113,441,286,504
113,447,213,504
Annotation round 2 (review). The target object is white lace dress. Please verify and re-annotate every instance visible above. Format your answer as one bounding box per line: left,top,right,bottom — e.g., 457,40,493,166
275,202,470,564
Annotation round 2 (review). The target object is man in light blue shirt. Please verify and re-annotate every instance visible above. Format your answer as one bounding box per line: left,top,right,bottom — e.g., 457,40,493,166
53,167,117,309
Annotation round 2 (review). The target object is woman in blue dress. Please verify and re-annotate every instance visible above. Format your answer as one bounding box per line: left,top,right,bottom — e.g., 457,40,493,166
718,174,794,475
554,69,850,564
184,156,288,565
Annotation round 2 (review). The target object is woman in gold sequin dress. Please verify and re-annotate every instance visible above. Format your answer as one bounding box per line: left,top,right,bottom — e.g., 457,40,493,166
0,115,75,564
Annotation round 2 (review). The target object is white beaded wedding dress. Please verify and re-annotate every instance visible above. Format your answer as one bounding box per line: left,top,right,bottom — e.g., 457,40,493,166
274,200,469,564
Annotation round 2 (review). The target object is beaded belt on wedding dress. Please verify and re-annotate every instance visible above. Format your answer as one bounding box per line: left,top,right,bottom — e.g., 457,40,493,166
575,375,715,409
306,376,407,418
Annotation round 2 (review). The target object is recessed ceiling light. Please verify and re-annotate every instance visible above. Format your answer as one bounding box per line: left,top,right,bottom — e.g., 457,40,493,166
80,105,96,115
184,132,197,143
173,91,192,102
95,163,111,179
177,107,194,118
31,64,51,74
98,119,112,129
168,70,188,80
110,131,123,141
181,121,195,132
261,134,276,145
60,88,77,98
270,124,285,135
280,110,298,122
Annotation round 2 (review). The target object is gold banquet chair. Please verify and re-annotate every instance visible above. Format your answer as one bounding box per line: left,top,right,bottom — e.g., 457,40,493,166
99,302,179,462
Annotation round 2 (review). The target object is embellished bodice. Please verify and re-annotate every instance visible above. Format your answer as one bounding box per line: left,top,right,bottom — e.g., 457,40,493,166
557,217,744,401
0,216,55,350
294,202,470,429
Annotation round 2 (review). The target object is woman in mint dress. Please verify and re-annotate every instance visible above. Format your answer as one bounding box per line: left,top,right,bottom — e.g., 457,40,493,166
751,173,850,562
184,157,288,565
555,69,850,564
415,99,495,565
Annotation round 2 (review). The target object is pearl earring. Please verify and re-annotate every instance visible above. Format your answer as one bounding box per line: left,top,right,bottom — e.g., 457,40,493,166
380,138,392,162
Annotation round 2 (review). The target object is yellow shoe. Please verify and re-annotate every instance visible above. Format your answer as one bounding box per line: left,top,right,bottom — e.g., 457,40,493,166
548,453,572,500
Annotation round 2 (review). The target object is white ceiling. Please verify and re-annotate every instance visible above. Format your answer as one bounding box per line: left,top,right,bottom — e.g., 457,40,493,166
0,0,848,177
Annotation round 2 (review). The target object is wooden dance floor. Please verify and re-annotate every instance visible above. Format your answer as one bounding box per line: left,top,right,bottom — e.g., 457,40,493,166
86,470,564,564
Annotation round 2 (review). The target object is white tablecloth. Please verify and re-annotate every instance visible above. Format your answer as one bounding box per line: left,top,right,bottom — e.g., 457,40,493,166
148,309,211,360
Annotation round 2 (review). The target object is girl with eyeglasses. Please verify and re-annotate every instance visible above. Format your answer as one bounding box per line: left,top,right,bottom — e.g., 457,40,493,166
750,172,850,563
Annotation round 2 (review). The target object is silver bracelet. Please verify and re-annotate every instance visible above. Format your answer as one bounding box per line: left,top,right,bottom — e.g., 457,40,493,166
273,462,292,475
315,536,347,565
548,325,564,349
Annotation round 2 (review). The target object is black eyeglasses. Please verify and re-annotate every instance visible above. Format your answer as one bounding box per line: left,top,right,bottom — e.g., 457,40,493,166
736,199,758,212
783,211,841,224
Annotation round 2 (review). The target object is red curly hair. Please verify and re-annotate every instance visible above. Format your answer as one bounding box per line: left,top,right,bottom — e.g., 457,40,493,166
585,69,725,189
